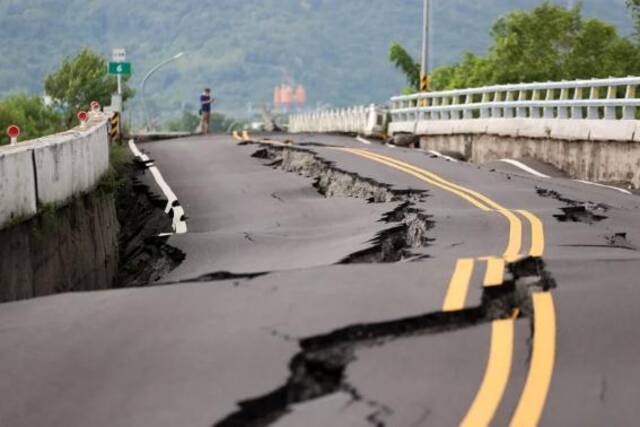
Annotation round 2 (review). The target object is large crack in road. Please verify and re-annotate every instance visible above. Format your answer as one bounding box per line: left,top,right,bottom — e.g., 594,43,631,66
213,257,557,426
251,145,434,264
115,158,186,287
535,186,610,224
203,143,555,425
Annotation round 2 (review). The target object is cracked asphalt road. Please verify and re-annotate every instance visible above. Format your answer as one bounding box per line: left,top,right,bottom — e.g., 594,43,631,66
1,133,640,426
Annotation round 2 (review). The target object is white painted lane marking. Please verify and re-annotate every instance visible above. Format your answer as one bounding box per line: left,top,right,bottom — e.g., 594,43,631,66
498,159,550,179
356,136,372,145
428,150,459,163
128,139,188,235
385,143,398,149
574,180,632,195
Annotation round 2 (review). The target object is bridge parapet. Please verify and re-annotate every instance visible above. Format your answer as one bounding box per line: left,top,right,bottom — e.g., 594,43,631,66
390,77,640,137
289,104,388,136
0,114,110,229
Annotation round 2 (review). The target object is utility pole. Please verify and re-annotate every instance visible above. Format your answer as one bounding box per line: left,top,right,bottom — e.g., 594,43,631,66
420,0,431,92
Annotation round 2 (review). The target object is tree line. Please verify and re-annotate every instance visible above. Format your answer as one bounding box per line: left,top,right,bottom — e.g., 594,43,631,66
391,2,640,92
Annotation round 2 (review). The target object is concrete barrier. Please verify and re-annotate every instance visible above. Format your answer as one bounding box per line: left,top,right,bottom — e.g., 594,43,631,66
0,148,37,227
410,119,640,142
415,119,640,188
289,104,388,137
0,114,110,229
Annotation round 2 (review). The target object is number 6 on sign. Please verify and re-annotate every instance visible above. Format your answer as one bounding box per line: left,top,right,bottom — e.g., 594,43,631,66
108,62,132,76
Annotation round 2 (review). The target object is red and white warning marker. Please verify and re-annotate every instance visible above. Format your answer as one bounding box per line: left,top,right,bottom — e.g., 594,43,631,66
6,125,20,146
77,111,89,124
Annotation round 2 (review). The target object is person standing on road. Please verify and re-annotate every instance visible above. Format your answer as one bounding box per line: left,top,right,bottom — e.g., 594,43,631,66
200,88,214,134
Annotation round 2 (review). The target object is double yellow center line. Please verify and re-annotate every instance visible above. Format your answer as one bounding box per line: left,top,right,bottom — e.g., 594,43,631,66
240,135,555,426
334,147,555,427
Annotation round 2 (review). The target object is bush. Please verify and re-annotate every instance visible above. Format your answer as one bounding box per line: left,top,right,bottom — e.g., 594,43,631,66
0,95,63,145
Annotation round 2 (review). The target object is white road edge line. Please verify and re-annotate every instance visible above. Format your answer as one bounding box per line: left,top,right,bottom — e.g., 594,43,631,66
428,150,459,163
498,159,550,179
128,139,188,235
385,143,398,149
356,136,372,145
574,180,632,195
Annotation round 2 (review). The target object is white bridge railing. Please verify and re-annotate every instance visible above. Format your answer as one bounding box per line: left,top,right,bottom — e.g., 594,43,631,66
289,77,640,139
390,77,640,125
288,104,388,136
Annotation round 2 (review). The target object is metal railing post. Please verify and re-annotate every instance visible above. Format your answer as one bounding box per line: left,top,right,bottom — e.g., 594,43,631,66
572,87,583,119
531,89,541,119
588,85,600,119
492,92,503,118
544,88,555,119
624,83,637,120
504,91,515,118
605,84,616,120
480,92,490,118
517,90,527,118
558,88,570,119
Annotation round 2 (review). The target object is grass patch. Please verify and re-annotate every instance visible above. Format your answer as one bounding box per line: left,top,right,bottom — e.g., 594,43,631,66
97,143,131,195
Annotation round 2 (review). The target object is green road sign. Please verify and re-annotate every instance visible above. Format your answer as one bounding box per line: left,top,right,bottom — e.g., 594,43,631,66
108,62,132,76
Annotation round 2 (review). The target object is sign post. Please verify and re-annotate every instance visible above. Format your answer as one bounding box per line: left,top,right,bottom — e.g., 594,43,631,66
111,48,127,96
6,125,20,146
109,49,129,141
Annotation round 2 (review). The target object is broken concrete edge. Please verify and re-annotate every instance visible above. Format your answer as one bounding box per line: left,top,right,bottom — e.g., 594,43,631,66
114,154,187,288
213,257,556,427
0,147,189,302
249,142,435,264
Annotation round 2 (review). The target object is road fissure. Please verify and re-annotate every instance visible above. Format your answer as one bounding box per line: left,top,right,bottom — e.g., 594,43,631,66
245,135,557,426
251,145,434,264
213,256,556,427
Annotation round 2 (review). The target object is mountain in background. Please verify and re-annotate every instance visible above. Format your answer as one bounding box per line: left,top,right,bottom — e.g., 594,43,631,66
0,0,633,122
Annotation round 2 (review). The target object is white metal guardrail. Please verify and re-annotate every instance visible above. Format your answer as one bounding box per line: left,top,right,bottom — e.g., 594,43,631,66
390,77,640,123
288,104,388,136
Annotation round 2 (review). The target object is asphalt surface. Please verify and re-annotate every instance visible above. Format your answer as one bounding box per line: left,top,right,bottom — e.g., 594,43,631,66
1,132,640,426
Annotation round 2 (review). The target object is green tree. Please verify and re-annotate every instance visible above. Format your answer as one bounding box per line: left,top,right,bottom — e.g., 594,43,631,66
430,53,495,90
425,2,640,91
44,48,134,127
389,43,421,92
0,95,63,145
564,18,640,78
488,3,581,84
